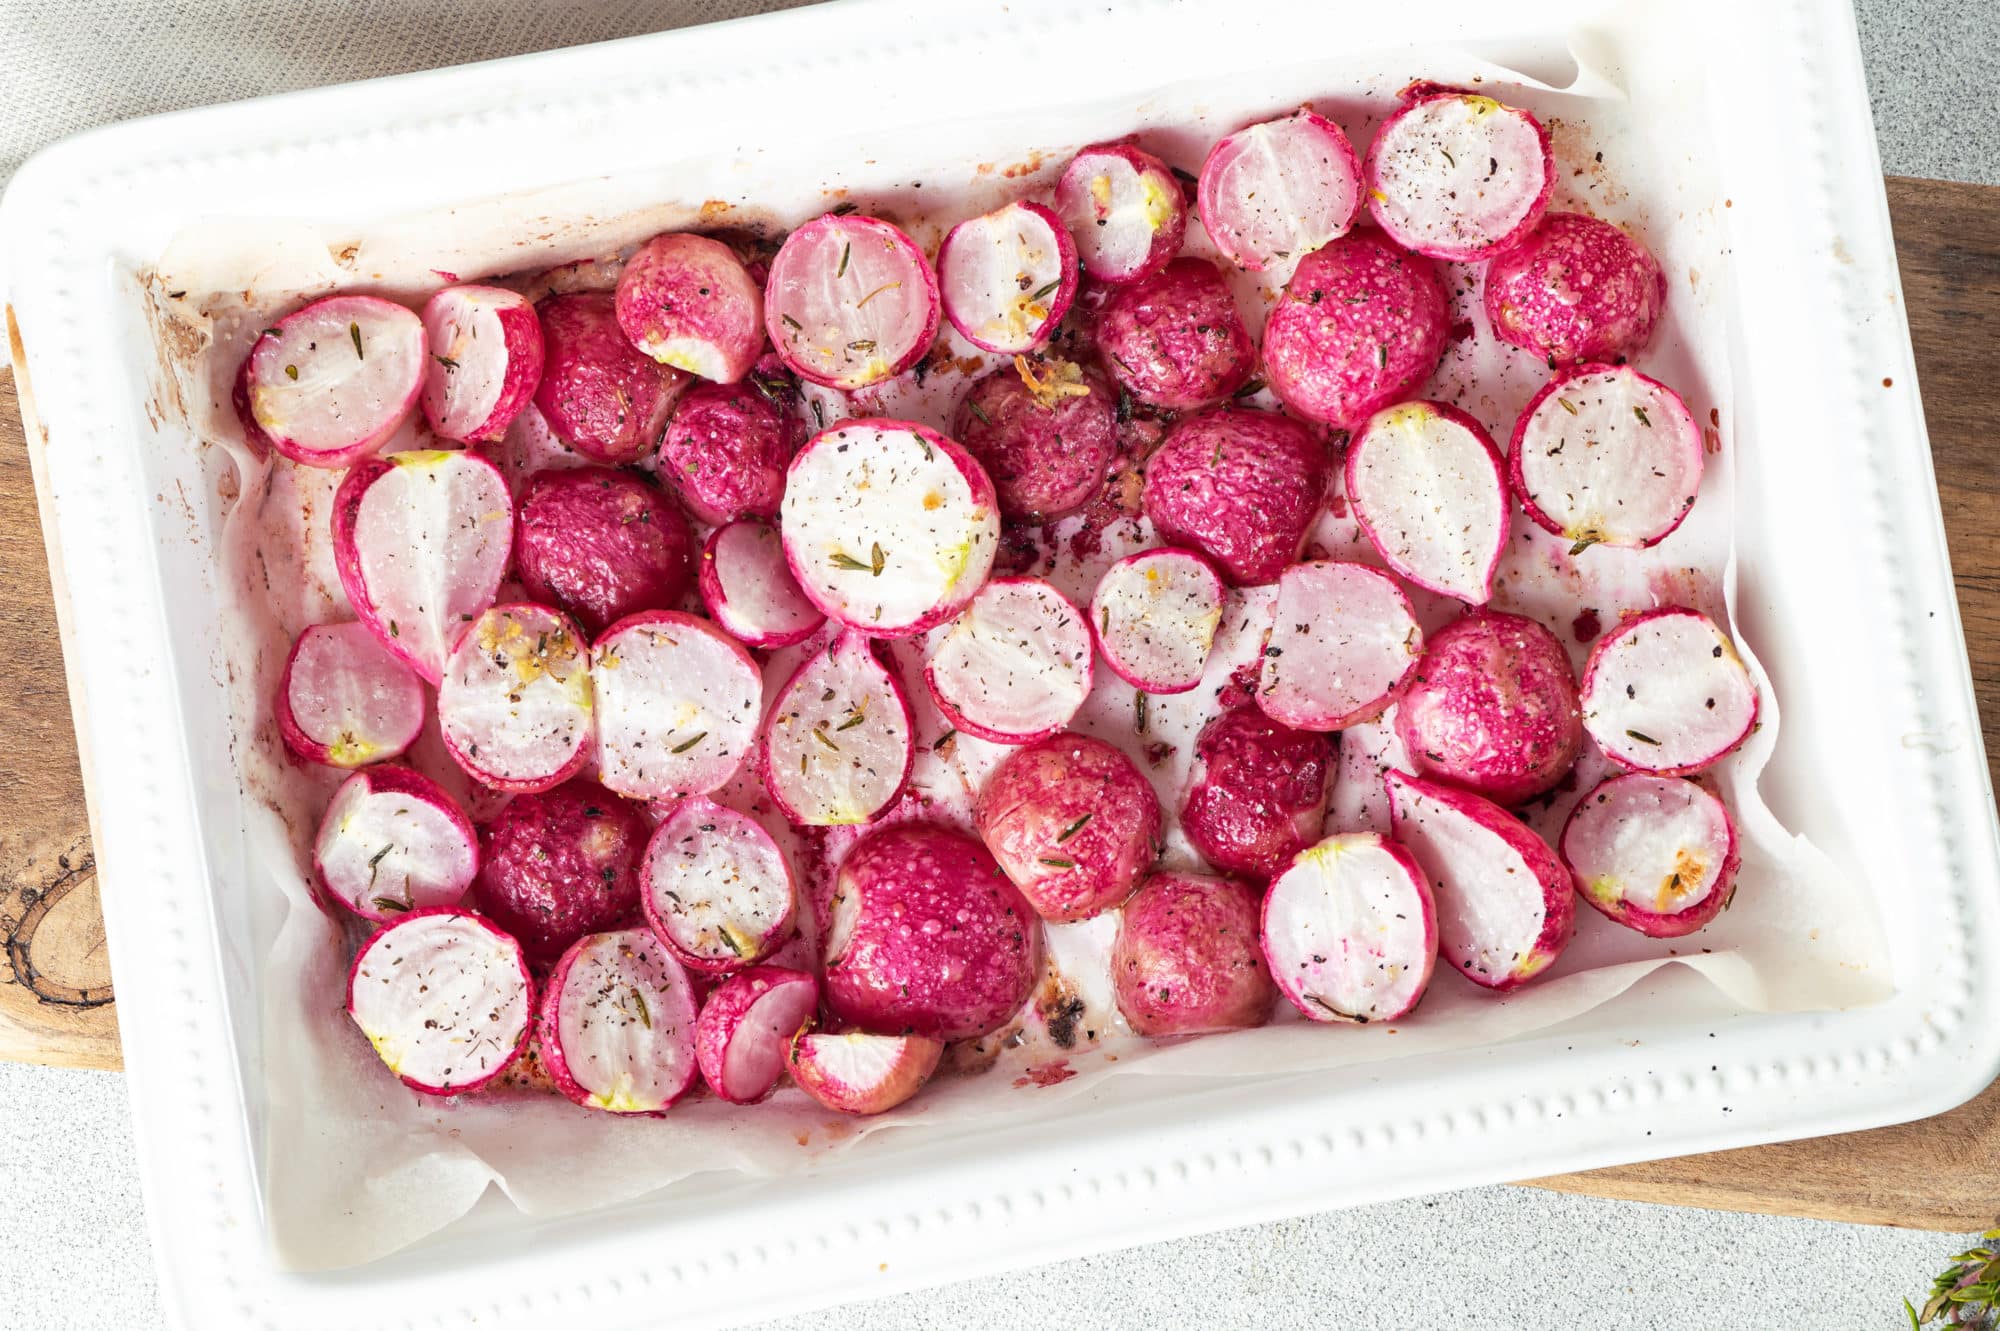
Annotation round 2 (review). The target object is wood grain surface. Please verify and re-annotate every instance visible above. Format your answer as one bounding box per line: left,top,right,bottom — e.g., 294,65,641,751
0,176,1992,1221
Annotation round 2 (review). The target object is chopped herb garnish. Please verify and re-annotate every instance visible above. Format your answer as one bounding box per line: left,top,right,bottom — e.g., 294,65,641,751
1030,279,1061,302
284,364,299,380
1625,729,1661,746
837,242,851,278
855,281,902,309
811,725,840,751
781,313,803,331
350,321,364,359
830,201,859,216
1440,147,1456,168
1376,344,1388,370
1135,690,1150,734
1633,404,1652,427
433,354,459,370
869,541,886,577
1567,535,1602,557
1557,397,1579,415
670,731,708,754
836,699,869,730
1056,814,1092,843
1037,857,1076,870
828,550,874,572
968,401,993,427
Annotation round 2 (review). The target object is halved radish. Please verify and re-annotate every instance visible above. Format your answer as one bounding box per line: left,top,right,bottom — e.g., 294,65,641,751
658,380,796,526
1140,406,1329,587
1345,401,1508,604
951,359,1119,521
1395,609,1582,805
785,1026,943,1115
514,466,695,638
1262,831,1437,1024
699,520,826,649
1483,212,1668,366
1089,547,1224,695
1053,142,1187,284
641,797,796,971
694,966,818,1104
923,576,1093,744
473,778,646,963
615,232,764,383
436,603,594,793
420,285,545,443
1561,774,1741,938
592,611,762,800
1112,870,1275,1036
538,927,700,1115
974,733,1162,923
1383,769,1574,991
779,418,999,638
760,631,915,826
345,908,532,1095
1257,561,1422,732
1096,257,1255,409
1579,607,1758,775
765,214,940,390
936,200,1078,355
1510,363,1705,552
1197,109,1362,272
1181,704,1333,880
276,621,425,767
312,764,478,923
330,449,514,683
534,291,689,465
1363,90,1555,262
238,294,425,468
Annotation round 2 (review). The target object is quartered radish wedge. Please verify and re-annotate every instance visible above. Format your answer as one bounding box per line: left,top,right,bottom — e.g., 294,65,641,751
641,797,797,972
1089,547,1225,695
760,631,915,826
1510,363,1705,552
312,764,478,923
1363,90,1555,262
765,214,940,389
1054,142,1187,284
1256,561,1422,732
436,603,594,793
785,1026,943,1115
615,232,764,383
923,576,1092,744
1346,401,1508,604
1580,607,1757,775
592,610,762,800
937,200,1078,355
239,294,426,468
276,621,426,767
1197,109,1362,272
1562,774,1741,938
331,448,514,683
346,908,532,1096
698,519,825,649
694,966,818,1104
539,927,700,1115
1262,831,1437,1024
420,284,545,443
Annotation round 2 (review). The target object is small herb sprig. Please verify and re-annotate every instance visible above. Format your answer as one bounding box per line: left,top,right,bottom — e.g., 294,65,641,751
1908,1228,2000,1328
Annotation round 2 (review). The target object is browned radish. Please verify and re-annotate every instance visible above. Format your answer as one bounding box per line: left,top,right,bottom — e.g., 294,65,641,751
276,621,425,768
923,577,1093,744
765,214,940,389
694,966,818,1104
1197,109,1362,272
614,232,764,383
539,927,700,1114
346,908,532,1095
937,200,1078,355
436,603,594,794
641,797,796,971
760,631,914,826
533,291,688,464
591,611,762,800
698,520,825,649
1054,142,1187,284
311,765,477,923
420,285,545,443
1256,561,1422,732
239,294,425,468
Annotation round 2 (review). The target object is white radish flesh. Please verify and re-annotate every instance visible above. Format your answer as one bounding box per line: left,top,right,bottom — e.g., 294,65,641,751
277,621,425,767
937,201,1078,355
761,631,914,826
592,611,762,800
1345,401,1508,604
1363,93,1554,261
785,1027,943,1115
765,214,940,389
1197,109,1361,272
1510,364,1704,551
436,604,594,793
923,577,1093,743
242,295,425,467
346,909,531,1095
1262,832,1437,1023
1054,142,1187,284
1580,608,1758,775
1562,774,1740,937
694,966,818,1104
539,927,699,1114
1257,561,1422,731
312,765,478,923
642,798,796,971
698,520,825,649
420,285,544,443
1088,547,1225,694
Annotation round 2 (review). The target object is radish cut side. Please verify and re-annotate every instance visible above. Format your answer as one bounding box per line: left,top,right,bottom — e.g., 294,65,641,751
765,214,940,389
1346,401,1508,604
694,966,818,1104
592,611,762,800
923,576,1093,743
243,295,426,467
761,631,914,826
785,1027,943,1115
1262,832,1437,1023
1089,547,1225,694
642,798,797,971
1257,561,1422,732
1197,109,1362,272
937,200,1078,355
421,285,545,443
277,621,425,767
1580,607,1757,775
539,927,699,1114
1363,93,1554,261
1054,142,1188,284
346,909,531,1095
436,604,594,793
312,765,478,923
1510,364,1704,551
699,520,825,649
1562,774,1740,938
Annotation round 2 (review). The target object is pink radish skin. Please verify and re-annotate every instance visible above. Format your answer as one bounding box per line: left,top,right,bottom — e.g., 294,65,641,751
473,778,648,964
437,603,594,794
1141,407,1329,587
1562,774,1740,938
937,200,1078,354
276,621,425,767
346,908,532,1095
231,357,275,460
591,611,762,801
1363,91,1556,262
1483,212,1668,366
538,927,700,1114
1510,363,1705,551
1579,607,1758,775
312,764,478,923
658,380,797,526
1112,870,1276,1037
534,292,689,464
698,520,825,649
330,449,514,683
951,360,1118,521
761,631,916,826
1263,832,1437,1024
923,577,1094,744
641,797,796,972
786,1026,943,1115
823,822,1042,1042
1054,142,1188,285
765,214,940,390
695,966,819,1104
974,732,1163,923
1257,561,1423,732
615,232,764,384
421,285,545,443
239,295,425,468
1180,704,1333,880
1345,400,1509,604
514,467,694,637
1095,258,1254,409
1090,547,1225,694
1197,109,1363,272
1262,231,1449,430
1395,609,1583,805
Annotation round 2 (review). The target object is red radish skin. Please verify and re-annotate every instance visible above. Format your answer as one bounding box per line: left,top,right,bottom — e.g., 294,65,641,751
1394,609,1583,805
1510,363,1704,551
1140,406,1329,587
786,1027,943,1115
822,822,1042,1042
923,577,1094,744
1363,91,1555,262
1385,770,1575,991
973,732,1163,923
1257,561,1422,732
437,604,594,794
765,214,940,390
1345,401,1509,605
657,380,797,526
1562,774,1740,938
473,778,648,964
642,798,796,972
231,356,275,460
346,908,532,1095
1262,231,1449,430
312,765,478,923
698,520,825,649
694,966,819,1104
1579,607,1758,775
1095,258,1254,409
1483,212,1668,366
1197,109,1362,272
1180,704,1333,880
937,200,1078,354
951,360,1118,521
1112,870,1275,1037
615,232,764,383
1262,832,1437,1024
761,631,916,826
1054,142,1188,285
514,467,694,637
534,292,689,464
592,611,762,801
421,285,545,443
239,295,426,468
539,927,700,1114
276,621,425,767
1090,547,1225,695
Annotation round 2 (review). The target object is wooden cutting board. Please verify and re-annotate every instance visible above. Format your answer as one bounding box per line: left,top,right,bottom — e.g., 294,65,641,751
2,176,1994,1228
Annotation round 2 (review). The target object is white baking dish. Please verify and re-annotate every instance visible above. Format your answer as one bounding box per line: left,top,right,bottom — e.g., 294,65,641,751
4,0,1996,1326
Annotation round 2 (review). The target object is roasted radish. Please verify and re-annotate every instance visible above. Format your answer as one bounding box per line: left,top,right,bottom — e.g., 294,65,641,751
1095,258,1254,409
974,732,1162,923
1262,832,1437,1024
437,603,594,793
1140,406,1328,586
1483,212,1668,366
951,359,1118,521
694,966,819,1104
1579,607,1757,775
1345,401,1508,604
657,380,796,526
641,797,796,971
937,200,1078,354
237,294,425,468
473,778,648,963
786,1027,943,1115
534,292,688,464
514,467,693,637
420,285,545,443
1180,704,1333,880
539,927,700,1114
765,214,940,389
761,630,915,826
346,908,532,1095
1112,870,1275,1037
276,621,425,767
1197,109,1362,272
615,232,764,383
1562,774,1740,938
1257,561,1422,732
923,576,1093,744
312,765,478,923
1089,547,1225,695
1394,609,1582,805
1364,90,1555,262
1054,142,1187,285
1510,363,1704,552
592,611,762,800
698,520,825,649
